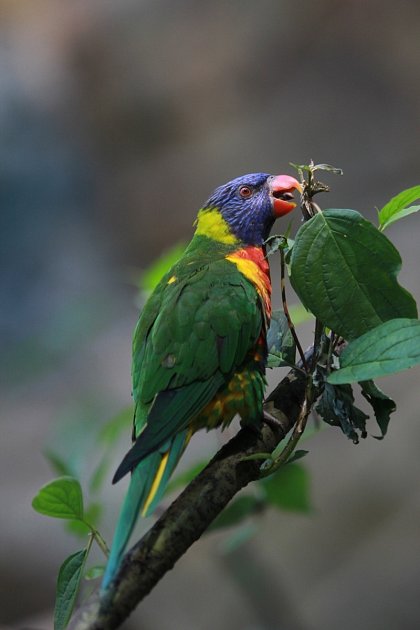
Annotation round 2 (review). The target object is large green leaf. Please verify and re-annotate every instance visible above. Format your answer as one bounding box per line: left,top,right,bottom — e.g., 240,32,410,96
290,209,417,339
32,477,84,521
328,318,420,384
378,185,420,231
54,549,87,630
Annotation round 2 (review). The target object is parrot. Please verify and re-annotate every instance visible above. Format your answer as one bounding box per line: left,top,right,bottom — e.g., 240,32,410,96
102,171,301,589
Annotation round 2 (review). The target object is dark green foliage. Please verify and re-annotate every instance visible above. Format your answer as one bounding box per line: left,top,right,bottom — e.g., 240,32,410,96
316,382,369,443
360,381,396,439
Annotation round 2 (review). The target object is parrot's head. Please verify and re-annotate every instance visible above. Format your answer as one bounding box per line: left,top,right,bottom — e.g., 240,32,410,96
202,172,302,245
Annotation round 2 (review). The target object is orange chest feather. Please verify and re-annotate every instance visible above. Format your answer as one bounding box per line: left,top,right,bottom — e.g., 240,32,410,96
225,246,272,317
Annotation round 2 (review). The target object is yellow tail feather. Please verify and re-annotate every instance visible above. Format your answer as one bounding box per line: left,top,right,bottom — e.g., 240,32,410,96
141,451,170,516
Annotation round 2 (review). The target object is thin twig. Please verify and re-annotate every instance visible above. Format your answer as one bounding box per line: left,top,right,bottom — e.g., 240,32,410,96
311,318,324,371
279,245,308,372
260,368,316,475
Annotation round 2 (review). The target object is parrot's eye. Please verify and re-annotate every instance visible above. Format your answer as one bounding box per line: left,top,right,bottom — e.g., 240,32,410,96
239,185,253,198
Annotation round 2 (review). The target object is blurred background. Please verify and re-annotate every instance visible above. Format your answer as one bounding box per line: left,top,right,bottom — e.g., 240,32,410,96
1,0,420,628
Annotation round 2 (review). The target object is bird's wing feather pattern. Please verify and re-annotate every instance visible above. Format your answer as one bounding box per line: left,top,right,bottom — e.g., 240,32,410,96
113,256,264,482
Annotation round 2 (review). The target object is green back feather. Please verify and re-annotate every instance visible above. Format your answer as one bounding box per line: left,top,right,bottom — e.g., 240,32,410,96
114,236,263,481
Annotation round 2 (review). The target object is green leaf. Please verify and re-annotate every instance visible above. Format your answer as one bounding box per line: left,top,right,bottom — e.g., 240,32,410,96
311,163,343,175
84,565,105,581
360,380,396,439
140,242,186,293
266,310,296,367
380,204,420,231
289,161,343,176
378,185,420,231
32,477,84,521
260,463,311,513
209,496,264,531
165,460,208,495
54,549,87,630
316,382,368,443
290,209,417,340
328,318,420,384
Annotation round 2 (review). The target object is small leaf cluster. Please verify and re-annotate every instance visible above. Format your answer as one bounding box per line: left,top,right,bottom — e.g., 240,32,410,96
32,477,108,630
287,177,419,442
32,407,133,629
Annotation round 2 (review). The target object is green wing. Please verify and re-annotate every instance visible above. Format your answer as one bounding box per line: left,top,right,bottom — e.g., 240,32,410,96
113,255,263,482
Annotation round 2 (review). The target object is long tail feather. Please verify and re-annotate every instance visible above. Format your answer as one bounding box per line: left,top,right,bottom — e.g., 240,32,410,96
101,429,190,590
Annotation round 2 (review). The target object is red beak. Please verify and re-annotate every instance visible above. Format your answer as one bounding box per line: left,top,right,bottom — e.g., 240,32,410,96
269,175,302,217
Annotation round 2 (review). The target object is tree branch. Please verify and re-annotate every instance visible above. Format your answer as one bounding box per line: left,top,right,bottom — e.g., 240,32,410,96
71,358,310,630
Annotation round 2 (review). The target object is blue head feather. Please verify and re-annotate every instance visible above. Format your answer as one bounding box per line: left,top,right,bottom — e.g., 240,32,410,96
203,173,275,245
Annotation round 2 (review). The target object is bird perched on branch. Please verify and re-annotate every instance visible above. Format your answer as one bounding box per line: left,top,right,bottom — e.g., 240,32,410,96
102,172,301,589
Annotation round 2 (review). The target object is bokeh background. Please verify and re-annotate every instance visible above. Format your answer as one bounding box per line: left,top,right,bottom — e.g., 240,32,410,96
1,1,420,629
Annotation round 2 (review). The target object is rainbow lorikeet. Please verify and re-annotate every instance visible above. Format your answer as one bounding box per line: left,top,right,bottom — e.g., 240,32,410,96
102,172,301,589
